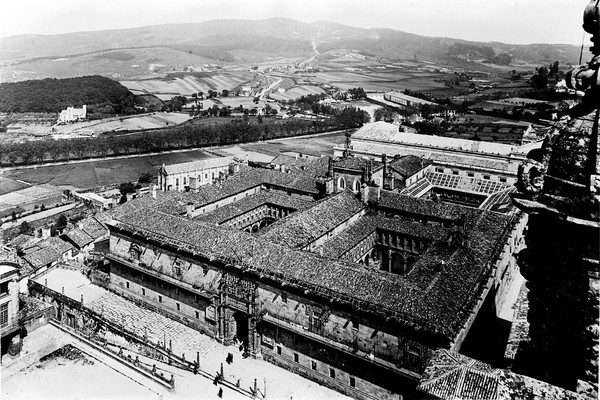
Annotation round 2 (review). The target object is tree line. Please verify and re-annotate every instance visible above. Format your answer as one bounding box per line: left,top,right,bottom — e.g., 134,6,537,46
0,107,368,167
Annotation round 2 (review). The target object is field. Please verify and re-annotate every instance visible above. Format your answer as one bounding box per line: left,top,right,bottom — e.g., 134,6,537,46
121,72,255,96
0,47,222,82
0,183,71,214
3,112,193,141
0,176,29,196
269,85,327,101
2,149,213,190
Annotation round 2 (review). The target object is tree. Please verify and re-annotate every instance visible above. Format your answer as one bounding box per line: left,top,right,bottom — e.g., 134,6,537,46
348,87,367,100
119,182,136,203
221,89,229,97
56,214,68,230
19,221,33,235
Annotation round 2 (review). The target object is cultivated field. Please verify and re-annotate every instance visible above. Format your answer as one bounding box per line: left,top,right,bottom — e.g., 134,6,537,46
269,85,326,101
121,72,254,96
0,183,73,214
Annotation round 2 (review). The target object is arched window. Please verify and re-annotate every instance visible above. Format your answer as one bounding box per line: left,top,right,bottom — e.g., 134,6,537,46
338,177,346,190
353,180,360,192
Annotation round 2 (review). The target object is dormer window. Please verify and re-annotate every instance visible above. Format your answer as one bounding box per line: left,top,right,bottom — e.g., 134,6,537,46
129,244,141,261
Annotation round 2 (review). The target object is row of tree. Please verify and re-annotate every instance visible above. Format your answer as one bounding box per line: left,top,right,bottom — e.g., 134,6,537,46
0,107,369,167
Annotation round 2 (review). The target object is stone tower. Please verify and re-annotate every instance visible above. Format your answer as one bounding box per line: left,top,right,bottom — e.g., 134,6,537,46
512,1,599,393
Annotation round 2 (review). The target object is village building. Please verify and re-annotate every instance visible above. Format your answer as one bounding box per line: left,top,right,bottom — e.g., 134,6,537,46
57,105,87,123
158,157,237,192
61,216,108,261
0,263,20,341
72,191,114,209
21,237,75,275
383,91,436,108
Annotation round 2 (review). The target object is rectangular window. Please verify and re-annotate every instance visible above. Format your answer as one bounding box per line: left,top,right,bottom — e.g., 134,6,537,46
311,361,317,370
126,281,129,289
500,177,507,183
142,288,146,296
349,377,356,387
277,346,282,355
195,311,200,319
329,368,336,379
452,170,459,175
158,295,163,303
294,353,299,363
176,303,180,311
0,303,8,327
468,172,475,177
281,292,287,303
0,281,9,295
483,175,491,180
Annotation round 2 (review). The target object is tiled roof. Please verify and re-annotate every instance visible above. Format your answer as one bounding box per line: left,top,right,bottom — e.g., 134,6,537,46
349,141,520,174
195,191,314,225
80,216,108,240
417,349,584,400
389,155,431,177
22,237,74,270
334,156,383,172
353,122,521,156
64,228,94,248
378,191,470,221
259,191,366,248
107,189,513,340
162,157,235,175
317,214,450,259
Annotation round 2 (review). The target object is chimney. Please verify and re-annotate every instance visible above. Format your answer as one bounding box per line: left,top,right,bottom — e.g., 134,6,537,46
40,226,51,239
281,164,286,173
377,184,381,203
189,177,200,193
382,153,388,176
327,156,334,178
186,202,194,218
151,185,157,199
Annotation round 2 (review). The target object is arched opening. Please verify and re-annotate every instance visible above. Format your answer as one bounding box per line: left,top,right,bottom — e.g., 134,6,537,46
380,251,390,272
358,259,364,264
353,180,360,192
391,253,404,274
233,312,249,347
251,224,259,233
338,177,346,190
364,254,370,266
259,220,267,229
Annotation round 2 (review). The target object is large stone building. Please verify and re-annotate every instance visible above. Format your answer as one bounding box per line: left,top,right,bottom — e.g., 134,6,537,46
158,156,237,192
337,121,542,184
102,159,526,399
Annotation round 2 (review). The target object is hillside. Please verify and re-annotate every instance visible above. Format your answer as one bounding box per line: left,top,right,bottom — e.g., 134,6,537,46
0,75,135,114
0,18,581,82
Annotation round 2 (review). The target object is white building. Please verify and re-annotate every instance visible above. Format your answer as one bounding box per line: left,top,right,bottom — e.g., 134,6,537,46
334,121,542,184
58,105,87,123
158,157,237,191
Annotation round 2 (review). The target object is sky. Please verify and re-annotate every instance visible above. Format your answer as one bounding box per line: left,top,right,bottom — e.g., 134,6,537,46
0,0,590,45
